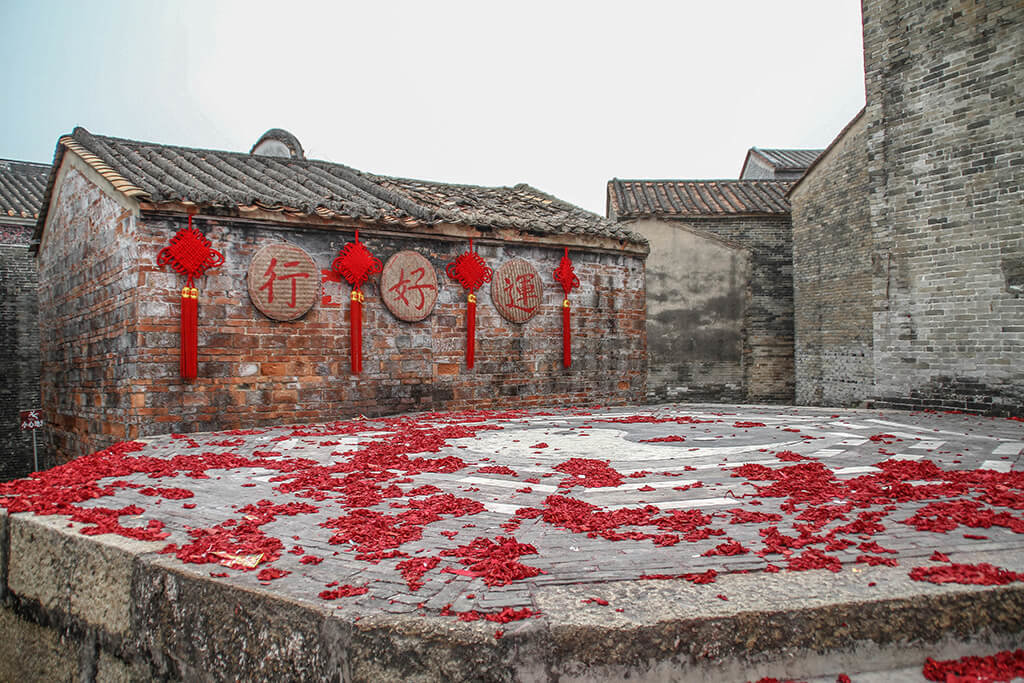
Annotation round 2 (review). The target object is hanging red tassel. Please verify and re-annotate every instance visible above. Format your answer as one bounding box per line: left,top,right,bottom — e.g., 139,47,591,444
181,285,198,379
446,239,491,369
553,247,580,369
332,230,381,375
157,215,224,381
466,293,477,368
562,299,571,369
350,289,363,373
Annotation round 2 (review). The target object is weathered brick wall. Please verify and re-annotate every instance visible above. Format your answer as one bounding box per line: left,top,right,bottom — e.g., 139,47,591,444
791,113,873,407
36,166,140,463
38,173,646,461
629,218,748,403
862,0,1024,415
0,226,43,480
122,217,645,449
631,215,794,403
697,215,795,403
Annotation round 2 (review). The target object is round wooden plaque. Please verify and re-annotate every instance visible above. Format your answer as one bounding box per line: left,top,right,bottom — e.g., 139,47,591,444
247,243,319,321
491,258,543,323
380,250,438,322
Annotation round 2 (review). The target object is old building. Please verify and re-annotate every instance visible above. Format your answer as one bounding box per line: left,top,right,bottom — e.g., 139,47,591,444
791,0,1023,415
607,178,796,403
33,127,648,462
739,148,822,181
0,158,48,480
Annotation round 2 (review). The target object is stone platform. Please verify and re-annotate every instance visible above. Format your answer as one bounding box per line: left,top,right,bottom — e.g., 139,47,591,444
1,404,1022,681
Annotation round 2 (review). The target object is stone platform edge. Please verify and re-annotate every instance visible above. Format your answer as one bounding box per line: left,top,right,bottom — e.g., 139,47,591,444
1,507,1022,682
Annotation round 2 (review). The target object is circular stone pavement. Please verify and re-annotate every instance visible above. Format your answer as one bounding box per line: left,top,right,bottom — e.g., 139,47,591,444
2,404,1022,680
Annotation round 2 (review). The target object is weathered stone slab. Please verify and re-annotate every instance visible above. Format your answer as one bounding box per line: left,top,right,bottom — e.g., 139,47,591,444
7,512,164,636
0,605,78,681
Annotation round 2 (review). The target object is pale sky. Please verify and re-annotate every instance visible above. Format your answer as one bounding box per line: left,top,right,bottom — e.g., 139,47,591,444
0,1,866,215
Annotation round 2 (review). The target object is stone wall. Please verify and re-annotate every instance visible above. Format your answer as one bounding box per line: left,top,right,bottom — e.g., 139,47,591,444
629,215,794,403
791,113,873,407
631,218,748,403
862,0,1024,415
35,165,140,463
697,215,795,403
0,227,43,481
37,173,647,462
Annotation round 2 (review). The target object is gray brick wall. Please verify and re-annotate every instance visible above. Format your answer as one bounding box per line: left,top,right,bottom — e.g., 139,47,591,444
632,215,794,404
862,0,1024,415
791,113,873,407
37,168,648,462
0,229,44,481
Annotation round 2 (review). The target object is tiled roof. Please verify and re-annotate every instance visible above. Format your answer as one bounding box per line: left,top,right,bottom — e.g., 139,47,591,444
38,127,642,245
0,158,50,221
607,179,793,218
747,148,823,172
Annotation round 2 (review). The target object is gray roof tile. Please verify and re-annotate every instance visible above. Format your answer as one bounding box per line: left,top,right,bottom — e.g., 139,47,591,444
0,158,49,220
607,179,793,218
38,128,643,245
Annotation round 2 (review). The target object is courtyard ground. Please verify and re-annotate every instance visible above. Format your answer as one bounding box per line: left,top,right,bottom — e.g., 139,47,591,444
1,403,1022,681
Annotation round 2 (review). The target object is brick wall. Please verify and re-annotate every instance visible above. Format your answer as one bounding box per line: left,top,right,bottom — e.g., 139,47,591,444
630,218,748,403
0,226,43,480
862,0,1024,415
38,173,647,462
630,215,794,403
36,166,140,462
696,215,795,403
791,113,873,407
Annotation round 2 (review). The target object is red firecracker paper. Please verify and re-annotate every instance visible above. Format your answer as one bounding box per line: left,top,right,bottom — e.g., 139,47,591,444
553,247,580,368
446,240,492,369
332,230,381,373
157,216,224,380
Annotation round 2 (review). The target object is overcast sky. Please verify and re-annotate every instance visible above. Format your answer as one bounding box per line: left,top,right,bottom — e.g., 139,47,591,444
1,1,866,215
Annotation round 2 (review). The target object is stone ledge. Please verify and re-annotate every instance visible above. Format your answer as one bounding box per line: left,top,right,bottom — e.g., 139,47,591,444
7,512,165,637
2,507,1023,681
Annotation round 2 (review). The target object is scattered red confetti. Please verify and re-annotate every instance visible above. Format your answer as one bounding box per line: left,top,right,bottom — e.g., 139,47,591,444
716,594,728,601
640,435,686,443
909,562,1024,585
477,466,517,476
702,540,750,557
923,649,1024,682
256,567,290,581
582,598,609,606
299,555,323,565
319,584,369,600
856,554,899,567
530,443,549,449
554,458,624,488
734,422,766,428
397,556,441,591
441,536,542,586
930,551,951,563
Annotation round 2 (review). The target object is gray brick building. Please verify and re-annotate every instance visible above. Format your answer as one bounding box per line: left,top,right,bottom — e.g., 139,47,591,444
607,178,800,404
0,159,49,480
791,0,1023,416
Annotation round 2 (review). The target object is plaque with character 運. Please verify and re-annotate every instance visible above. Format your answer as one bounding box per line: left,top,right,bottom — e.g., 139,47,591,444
491,258,543,323
247,243,319,321
380,250,438,322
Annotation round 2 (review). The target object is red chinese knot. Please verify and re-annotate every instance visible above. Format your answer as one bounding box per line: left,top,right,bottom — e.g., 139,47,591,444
157,216,224,380
553,248,580,296
446,241,492,292
157,218,224,285
332,231,382,289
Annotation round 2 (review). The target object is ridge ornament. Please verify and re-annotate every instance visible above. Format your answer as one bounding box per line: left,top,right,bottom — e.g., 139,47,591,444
445,239,492,369
553,247,580,368
157,215,224,381
332,230,382,374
